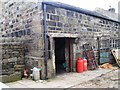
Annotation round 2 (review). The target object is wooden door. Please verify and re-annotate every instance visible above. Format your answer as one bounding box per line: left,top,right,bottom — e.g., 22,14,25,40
65,38,74,72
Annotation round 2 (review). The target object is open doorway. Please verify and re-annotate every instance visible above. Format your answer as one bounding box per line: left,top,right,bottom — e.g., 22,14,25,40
55,38,66,74
54,38,75,74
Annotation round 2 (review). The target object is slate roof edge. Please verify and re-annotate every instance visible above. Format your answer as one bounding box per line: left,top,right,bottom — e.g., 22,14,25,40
42,1,120,23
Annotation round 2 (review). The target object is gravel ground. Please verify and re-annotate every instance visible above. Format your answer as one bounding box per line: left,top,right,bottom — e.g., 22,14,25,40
71,69,119,88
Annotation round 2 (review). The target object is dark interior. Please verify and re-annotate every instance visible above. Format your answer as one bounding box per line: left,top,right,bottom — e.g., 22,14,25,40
55,38,66,74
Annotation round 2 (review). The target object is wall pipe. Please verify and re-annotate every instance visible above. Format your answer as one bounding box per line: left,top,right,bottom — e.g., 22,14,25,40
97,37,100,65
42,3,48,80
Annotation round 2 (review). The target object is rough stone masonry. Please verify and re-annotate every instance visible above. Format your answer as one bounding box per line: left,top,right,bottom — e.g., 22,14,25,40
0,0,120,81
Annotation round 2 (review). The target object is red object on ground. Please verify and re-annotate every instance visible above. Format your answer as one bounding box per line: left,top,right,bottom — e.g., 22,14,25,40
83,58,87,71
77,58,83,73
24,69,28,77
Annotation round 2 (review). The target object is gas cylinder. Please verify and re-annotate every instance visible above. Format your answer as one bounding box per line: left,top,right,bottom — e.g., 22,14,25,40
83,57,87,71
77,58,83,73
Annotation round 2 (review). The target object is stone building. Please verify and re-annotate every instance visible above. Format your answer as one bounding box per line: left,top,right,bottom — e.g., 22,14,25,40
95,7,118,21
0,0,120,80
95,7,120,48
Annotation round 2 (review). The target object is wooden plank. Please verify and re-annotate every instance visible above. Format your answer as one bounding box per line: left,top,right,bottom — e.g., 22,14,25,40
112,49,120,67
65,39,70,72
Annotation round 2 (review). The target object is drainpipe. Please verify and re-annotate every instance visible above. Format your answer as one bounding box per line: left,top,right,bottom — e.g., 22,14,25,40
97,37,100,65
43,3,48,80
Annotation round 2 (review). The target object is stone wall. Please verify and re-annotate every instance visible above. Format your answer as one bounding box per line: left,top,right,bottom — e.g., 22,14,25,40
0,1,120,80
0,1,46,80
45,4,120,59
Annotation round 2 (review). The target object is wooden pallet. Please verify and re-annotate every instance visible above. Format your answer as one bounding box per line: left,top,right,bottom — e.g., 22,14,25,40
83,44,98,70
111,49,120,67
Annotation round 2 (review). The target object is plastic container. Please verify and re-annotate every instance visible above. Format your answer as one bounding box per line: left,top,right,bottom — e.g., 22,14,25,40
32,67,41,81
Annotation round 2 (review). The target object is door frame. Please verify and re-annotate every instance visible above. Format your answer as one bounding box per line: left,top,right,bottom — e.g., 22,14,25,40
52,37,74,73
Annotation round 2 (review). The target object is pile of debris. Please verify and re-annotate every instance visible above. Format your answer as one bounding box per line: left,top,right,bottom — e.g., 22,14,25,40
99,63,112,69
